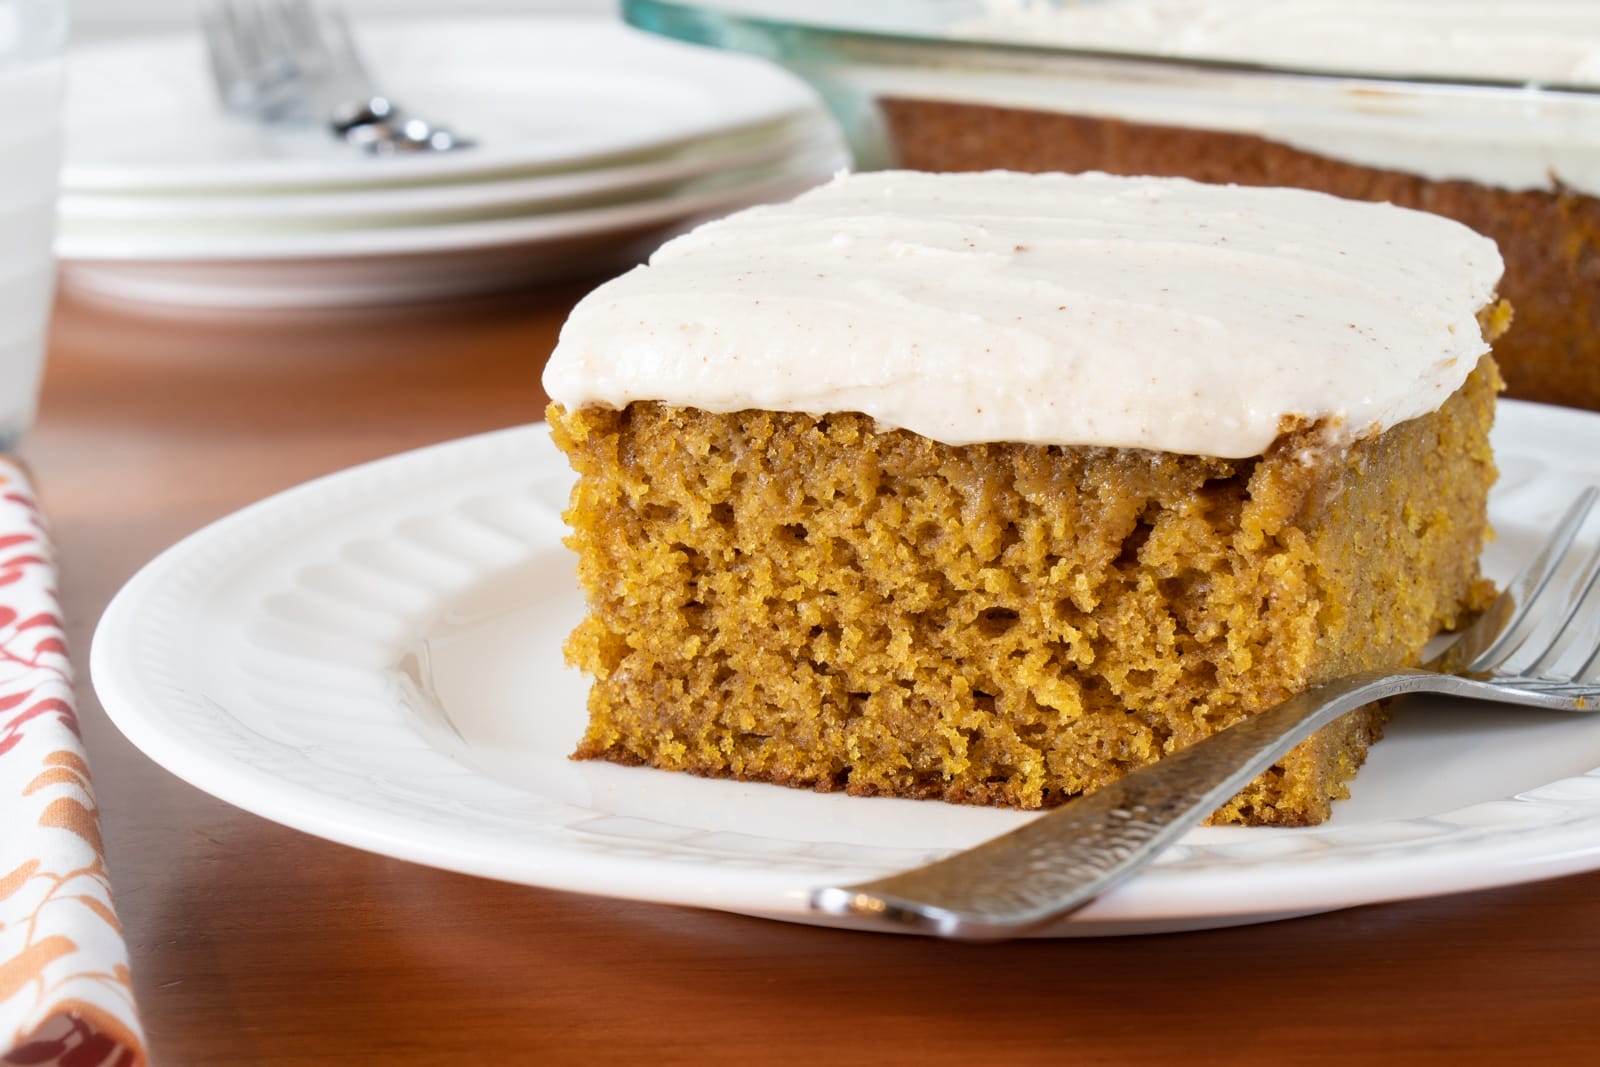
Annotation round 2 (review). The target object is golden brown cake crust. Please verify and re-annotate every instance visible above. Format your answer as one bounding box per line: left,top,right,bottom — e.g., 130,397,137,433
548,358,1500,826
880,97,1597,410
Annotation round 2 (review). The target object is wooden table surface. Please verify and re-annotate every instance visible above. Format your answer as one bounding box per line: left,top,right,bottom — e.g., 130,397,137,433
31,284,1600,1064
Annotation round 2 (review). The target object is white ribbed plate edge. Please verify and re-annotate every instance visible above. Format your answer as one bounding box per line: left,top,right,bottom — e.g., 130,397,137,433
91,400,1600,936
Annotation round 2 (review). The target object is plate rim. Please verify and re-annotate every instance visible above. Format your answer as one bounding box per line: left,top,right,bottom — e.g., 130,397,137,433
58,116,834,225
89,400,1600,933
55,150,847,263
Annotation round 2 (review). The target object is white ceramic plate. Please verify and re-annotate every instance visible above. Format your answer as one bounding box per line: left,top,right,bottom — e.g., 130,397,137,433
56,152,845,308
58,115,835,228
63,17,819,193
56,141,846,259
92,402,1600,936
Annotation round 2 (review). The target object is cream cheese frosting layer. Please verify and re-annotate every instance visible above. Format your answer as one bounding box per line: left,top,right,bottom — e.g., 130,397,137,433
945,0,1600,195
542,170,1503,459
970,0,1600,86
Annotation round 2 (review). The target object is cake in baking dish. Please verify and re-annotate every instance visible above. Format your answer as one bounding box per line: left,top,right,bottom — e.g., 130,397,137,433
886,0,1599,407
542,170,1505,826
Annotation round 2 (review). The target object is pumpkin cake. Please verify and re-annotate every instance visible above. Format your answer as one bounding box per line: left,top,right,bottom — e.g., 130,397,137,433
542,170,1505,826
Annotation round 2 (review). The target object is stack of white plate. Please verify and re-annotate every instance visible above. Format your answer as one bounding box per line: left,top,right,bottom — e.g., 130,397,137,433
56,17,849,309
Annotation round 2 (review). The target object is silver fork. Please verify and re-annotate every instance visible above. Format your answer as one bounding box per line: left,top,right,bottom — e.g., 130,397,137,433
201,0,471,154
812,488,1600,940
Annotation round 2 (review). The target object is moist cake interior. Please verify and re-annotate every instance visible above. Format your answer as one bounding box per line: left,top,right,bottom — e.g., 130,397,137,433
549,354,1498,825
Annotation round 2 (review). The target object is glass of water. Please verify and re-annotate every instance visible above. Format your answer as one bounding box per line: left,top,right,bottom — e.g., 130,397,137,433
0,0,64,450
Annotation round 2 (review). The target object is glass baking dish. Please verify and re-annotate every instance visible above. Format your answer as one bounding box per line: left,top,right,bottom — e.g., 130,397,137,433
624,0,1600,410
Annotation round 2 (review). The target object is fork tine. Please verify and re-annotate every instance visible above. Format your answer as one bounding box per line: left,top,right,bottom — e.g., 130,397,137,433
265,0,299,67
327,7,373,82
205,0,266,114
1567,596,1600,683
224,0,262,73
293,0,342,81
281,0,318,54
199,6,239,106
246,0,313,121
1566,552,1600,681
1467,487,1599,673
1517,534,1600,677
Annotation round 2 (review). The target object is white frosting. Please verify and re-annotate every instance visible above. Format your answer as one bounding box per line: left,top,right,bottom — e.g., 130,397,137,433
939,0,1600,194
543,171,1503,459
970,0,1600,85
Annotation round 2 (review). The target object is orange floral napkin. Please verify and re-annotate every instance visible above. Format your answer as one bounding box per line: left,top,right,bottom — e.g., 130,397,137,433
0,460,144,1067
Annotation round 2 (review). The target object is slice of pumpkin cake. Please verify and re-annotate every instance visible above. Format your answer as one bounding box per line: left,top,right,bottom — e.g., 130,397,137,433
542,170,1504,826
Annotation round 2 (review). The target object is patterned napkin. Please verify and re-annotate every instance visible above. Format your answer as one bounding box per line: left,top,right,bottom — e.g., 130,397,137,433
0,460,144,1067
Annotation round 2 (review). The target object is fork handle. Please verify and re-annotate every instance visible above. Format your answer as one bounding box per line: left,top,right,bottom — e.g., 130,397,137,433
811,669,1438,939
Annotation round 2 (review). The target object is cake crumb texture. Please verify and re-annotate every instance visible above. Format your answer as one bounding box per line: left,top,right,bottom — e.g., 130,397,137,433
548,360,1499,826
